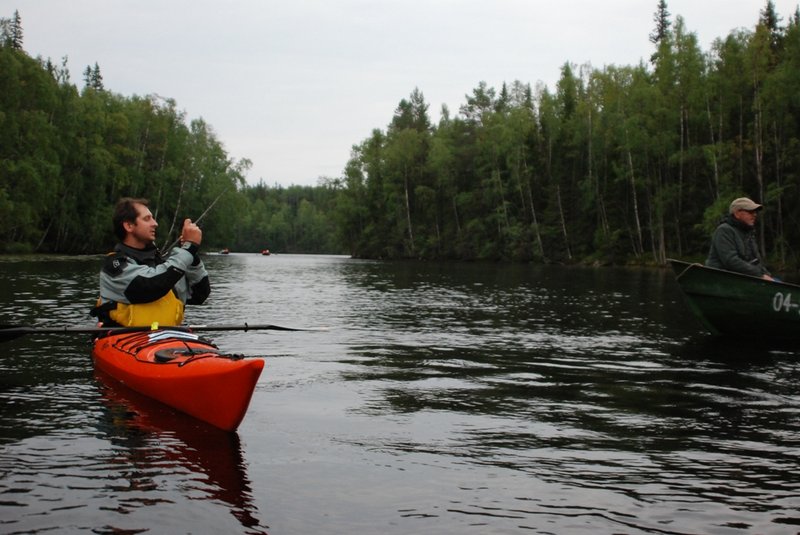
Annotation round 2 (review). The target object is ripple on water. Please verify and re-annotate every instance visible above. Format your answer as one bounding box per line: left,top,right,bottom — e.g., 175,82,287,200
1,256,799,534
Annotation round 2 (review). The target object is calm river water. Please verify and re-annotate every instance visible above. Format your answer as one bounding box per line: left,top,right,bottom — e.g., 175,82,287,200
1,254,798,534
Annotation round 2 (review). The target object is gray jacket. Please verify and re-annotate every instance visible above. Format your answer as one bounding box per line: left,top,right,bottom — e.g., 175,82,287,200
705,215,769,277
92,242,210,325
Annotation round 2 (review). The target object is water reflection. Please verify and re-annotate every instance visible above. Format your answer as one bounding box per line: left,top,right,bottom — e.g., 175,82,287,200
94,371,268,534
334,324,800,530
3,255,800,533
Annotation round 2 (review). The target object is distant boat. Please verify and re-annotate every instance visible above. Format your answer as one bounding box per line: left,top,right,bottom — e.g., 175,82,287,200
220,248,230,255
668,258,800,339
260,249,270,256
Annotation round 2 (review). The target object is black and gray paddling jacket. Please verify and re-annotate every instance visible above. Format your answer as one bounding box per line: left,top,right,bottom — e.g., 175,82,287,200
90,242,210,327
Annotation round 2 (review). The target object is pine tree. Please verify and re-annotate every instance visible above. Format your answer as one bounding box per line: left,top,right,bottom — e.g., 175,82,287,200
10,10,22,50
91,62,104,90
649,0,671,63
83,62,104,90
759,0,783,54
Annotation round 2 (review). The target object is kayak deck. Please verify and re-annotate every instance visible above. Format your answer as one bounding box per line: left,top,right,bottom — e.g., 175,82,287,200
92,329,264,431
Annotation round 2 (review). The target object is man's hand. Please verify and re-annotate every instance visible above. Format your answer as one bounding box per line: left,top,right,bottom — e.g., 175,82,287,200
180,218,202,246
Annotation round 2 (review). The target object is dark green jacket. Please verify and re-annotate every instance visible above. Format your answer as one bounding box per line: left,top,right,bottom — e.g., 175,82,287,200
705,214,769,277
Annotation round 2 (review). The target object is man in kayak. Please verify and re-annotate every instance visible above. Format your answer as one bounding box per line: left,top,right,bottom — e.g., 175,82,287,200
91,197,211,326
705,197,774,281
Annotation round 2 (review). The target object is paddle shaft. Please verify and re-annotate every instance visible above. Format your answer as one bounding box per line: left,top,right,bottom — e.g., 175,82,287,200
0,323,322,342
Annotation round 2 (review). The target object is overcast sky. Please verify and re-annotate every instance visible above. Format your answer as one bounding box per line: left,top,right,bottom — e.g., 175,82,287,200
15,0,799,187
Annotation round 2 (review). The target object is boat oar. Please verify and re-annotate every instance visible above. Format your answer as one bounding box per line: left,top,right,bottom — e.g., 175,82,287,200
0,323,326,343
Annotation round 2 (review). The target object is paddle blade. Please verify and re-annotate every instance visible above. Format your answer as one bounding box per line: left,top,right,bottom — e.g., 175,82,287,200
0,326,33,343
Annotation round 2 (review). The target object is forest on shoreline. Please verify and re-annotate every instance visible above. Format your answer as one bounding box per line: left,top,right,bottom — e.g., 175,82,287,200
2,2,800,269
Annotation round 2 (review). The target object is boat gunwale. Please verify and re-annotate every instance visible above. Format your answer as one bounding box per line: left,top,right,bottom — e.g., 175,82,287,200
667,258,800,291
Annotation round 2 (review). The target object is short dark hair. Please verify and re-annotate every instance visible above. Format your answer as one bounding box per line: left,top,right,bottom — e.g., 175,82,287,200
113,197,149,241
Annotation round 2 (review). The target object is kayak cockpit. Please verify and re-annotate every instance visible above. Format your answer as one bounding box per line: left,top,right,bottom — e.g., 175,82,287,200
99,329,242,365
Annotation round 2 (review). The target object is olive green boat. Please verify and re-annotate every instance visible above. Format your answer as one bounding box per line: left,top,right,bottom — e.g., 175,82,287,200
669,259,800,339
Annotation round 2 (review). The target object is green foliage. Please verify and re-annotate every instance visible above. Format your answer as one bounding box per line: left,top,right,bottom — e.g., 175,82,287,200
331,1,800,269
0,24,344,255
3,4,800,270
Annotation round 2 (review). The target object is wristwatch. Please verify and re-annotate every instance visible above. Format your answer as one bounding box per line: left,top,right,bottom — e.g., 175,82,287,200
181,241,200,259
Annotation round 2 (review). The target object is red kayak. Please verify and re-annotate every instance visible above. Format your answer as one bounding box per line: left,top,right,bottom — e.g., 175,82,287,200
92,328,264,431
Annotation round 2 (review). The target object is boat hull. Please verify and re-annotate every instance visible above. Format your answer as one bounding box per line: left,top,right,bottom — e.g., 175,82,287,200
92,329,264,431
669,259,800,339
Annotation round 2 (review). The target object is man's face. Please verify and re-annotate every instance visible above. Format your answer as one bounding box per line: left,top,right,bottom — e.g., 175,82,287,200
733,209,758,227
125,203,158,246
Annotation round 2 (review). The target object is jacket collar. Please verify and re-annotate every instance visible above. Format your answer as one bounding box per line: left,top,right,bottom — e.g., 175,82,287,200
114,242,163,263
724,213,754,232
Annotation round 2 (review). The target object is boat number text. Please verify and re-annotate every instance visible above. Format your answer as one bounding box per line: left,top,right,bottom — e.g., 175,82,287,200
772,292,800,313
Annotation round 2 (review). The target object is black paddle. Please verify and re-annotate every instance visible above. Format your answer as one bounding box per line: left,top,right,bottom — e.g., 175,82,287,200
0,323,325,343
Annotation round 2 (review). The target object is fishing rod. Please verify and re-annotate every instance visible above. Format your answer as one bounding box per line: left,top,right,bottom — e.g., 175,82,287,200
162,187,231,252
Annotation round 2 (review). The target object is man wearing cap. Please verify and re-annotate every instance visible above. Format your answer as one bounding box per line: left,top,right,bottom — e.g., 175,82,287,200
706,197,773,280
